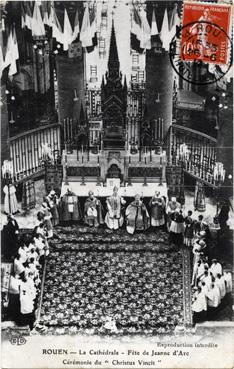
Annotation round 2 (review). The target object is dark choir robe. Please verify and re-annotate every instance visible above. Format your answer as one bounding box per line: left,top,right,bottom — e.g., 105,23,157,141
126,200,150,234
59,191,82,223
2,218,19,259
194,221,211,244
169,212,184,246
184,216,194,247
84,197,104,227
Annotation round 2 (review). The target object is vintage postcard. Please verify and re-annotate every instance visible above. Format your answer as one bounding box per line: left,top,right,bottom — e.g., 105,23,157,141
1,0,233,368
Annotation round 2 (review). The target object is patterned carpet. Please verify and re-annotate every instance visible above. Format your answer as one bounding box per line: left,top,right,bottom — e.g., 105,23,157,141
39,227,192,335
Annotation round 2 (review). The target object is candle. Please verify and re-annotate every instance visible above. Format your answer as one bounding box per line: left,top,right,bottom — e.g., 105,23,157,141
70,119,73,140
66,118,69,141
64,119,66,142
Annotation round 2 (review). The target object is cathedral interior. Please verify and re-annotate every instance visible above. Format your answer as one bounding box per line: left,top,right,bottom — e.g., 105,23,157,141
1,0,233,347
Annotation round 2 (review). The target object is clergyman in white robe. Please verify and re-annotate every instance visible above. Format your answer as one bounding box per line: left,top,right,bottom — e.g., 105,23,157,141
105,187,126,230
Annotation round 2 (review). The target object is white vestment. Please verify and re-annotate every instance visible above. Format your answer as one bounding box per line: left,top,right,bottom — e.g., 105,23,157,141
19,282,34,314
224,272,232,293
14,259,25,276
215,277,226,299
207,288,220,308
210,263,222,278
192,292,207,312
3,185,19,214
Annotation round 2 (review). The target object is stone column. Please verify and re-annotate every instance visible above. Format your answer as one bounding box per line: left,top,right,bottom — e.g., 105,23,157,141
56,54,85,124
1,83,11,202
145,50,173,139
145,1,175,140
216,80,233,198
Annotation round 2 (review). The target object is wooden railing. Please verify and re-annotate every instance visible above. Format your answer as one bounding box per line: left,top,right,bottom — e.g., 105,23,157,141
9,123,61,182
166,124,218,187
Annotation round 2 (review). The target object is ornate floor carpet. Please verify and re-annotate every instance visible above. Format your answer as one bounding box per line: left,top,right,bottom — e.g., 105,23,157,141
39,226,192,335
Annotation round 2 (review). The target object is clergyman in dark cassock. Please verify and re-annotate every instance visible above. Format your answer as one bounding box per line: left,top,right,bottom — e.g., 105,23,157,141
149,191,166,228
84,191,104,227
2,214,19,259
125,194,150,234
59,189,82,224
184,210,194,247
46,190,60,226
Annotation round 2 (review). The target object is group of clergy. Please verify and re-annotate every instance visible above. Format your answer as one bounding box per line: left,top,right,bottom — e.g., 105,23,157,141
7,218,51,330
45,188,215,242
192,257,232,323
58,187,170,235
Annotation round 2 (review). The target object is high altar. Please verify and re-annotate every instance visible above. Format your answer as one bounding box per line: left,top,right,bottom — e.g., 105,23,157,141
62,23,168,198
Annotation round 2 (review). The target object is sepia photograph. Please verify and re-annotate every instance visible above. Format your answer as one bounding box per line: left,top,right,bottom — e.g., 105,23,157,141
1,0,233,368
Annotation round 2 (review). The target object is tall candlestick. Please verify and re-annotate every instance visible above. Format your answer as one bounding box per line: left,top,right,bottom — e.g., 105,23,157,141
64,119,66,142
66,118,69,141
70,119,73,140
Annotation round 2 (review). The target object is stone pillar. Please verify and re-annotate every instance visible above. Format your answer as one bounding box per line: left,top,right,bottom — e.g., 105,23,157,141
1,83,10,165
145,50,173,138
145,1,175,140
56,54,85,124
216,79,233,197
1,83,10,202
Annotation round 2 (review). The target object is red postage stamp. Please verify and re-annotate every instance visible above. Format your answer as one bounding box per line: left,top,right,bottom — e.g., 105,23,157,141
180,2,232,64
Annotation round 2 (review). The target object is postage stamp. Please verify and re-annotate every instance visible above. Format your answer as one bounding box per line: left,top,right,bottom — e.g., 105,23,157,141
180,2,232,65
